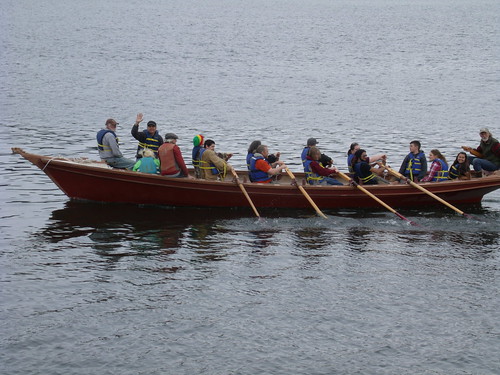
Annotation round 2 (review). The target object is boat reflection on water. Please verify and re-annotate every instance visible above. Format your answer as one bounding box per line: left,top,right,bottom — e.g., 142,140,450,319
35,199,499,260
37,200,254,248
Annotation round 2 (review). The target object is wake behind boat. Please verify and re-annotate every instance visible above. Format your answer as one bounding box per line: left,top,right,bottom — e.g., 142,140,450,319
12,148,500,210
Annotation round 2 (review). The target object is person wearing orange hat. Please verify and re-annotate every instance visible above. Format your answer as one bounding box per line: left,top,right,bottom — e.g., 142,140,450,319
192,134,205,178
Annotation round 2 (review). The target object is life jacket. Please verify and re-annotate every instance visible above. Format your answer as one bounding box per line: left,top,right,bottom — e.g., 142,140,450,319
158,143,180,175
354,161,377,184
136,130,162,157
192,146,203,168
246,153,253,171
431,159,449,182
347,154,355,173
135,157,159,174
301,147,309,167
96,129,117,151
405,151,425,180
448,163,461,179
250,155,272,183
198,148,219,175
304,159,324,185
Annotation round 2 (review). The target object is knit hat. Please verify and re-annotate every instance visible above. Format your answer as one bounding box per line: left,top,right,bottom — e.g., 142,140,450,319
193,134,204,147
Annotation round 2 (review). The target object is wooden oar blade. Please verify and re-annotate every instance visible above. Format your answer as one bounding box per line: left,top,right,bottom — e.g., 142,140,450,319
285,168,328,219
385,166,480,221
231,169,261,218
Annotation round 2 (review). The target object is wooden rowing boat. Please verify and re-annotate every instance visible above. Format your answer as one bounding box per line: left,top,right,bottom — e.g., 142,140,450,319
12,148,500,209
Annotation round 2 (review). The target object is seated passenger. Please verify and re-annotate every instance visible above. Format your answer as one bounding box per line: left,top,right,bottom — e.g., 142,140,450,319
421,149,449,182
192,134,205,178
301,138,332,168
351,149,390,185
304,146,343,185
158,133,192,178
462,128,500,176
250,145,286,183
347,142,386,173
448,152,471,180
96,118,135,170
399,140,427,182
199,139,233,180
132,148,160,174
247,140,280,181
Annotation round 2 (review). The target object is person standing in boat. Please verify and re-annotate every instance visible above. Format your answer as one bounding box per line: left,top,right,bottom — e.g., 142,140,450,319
199,139,233,181
398,140,427,181
304,146,343,185
96,118,136,169
448,152,471,180
250,145,286,184
131,113,164,159
301,138,332,168
421,149,449,182
351,149,390,185
191,134,205,178
158,133,192,178
132,148,160,174
462,128,500,176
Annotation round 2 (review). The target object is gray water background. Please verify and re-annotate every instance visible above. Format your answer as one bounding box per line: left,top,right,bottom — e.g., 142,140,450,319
1,0,499,374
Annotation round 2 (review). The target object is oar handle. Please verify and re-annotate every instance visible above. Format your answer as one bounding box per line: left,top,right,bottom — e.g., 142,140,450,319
285,168,327,219
231,169,260,218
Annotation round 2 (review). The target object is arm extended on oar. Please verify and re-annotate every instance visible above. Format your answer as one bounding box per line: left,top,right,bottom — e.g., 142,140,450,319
461,146,483,159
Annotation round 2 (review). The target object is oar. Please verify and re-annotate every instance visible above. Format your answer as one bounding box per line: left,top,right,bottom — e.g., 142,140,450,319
285,168,328,219
231,169,260,218
386,167,476,219
337,171,418,226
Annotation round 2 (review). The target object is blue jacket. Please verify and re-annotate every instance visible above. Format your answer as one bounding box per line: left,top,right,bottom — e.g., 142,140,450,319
431,159,449,182
250,155,272,183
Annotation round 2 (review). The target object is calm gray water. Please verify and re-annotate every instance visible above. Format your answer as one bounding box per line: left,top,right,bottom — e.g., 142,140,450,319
1,0,499,374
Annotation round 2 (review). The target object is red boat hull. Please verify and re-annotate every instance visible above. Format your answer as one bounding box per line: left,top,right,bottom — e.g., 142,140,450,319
13,148,500,210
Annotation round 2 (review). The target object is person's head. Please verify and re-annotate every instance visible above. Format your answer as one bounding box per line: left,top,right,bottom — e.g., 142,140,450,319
353,149,368,163
141,148,155,158
164,132,178,144
479,128,491,142
348,142,359,156
308,146,321,161
193,134,204,147
409,140,421,154
455,151,468,165
255,144,269,158
204,139,215,150
105,118,118,131
146,121,157,136
307,138,318,147
429,149,446,163
248,140,261,154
